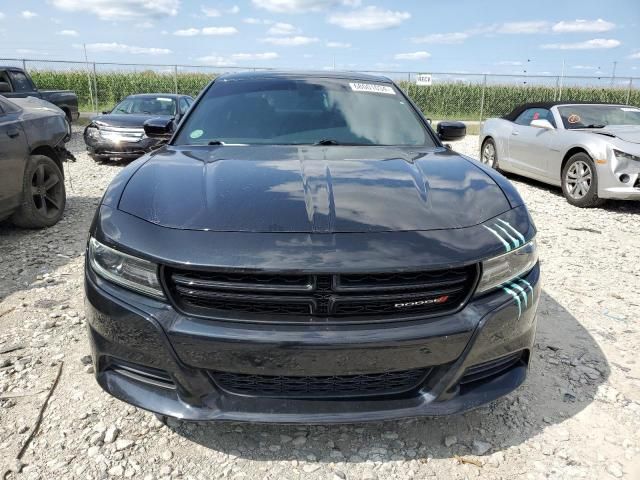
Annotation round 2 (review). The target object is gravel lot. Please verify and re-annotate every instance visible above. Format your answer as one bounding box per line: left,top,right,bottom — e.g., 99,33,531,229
1,128,639,480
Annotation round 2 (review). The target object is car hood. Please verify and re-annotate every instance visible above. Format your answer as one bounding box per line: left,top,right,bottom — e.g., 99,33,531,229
591,125,640,144
92,114,172,128
117,146,512,233
11,96,66,118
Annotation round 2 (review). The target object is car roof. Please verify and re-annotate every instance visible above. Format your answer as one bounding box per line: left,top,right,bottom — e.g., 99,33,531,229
216,70,393,83
503,101,628,121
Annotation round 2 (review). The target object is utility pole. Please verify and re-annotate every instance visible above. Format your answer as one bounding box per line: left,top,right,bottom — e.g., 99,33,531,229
611,61,617,86
83,43,96,114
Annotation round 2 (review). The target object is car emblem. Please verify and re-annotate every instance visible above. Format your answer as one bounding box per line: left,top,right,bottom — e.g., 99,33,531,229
394,295,449,309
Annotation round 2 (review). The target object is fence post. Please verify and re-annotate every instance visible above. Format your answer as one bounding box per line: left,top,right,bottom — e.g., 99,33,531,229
626,78,633,105
22,59,27,71
478,74,487,123
173,65,178,94
92,62,99,114
554,76,560,101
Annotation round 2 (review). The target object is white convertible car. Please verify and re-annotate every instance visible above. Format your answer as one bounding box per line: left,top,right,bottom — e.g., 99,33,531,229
480,102,640,207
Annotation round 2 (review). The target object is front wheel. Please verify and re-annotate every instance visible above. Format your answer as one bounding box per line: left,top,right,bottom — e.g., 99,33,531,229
481,138,499,169
561,153,604,208
11,155,66,228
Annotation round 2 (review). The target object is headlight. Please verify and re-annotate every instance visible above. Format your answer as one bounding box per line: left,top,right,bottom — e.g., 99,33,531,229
613,150,640,162
85,126,101,138
88,237,164,298
476,239,538,294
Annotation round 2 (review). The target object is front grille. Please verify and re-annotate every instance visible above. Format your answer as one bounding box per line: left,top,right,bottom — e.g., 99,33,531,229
164,265,478,323
211,368,430,398
100,126,145,143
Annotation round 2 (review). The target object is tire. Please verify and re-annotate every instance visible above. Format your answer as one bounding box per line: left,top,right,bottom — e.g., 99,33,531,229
561,152,604,208
481,138,499,170
10,155,66,228
154,414,169,426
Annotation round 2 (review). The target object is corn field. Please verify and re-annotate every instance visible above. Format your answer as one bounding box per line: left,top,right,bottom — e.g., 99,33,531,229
21,62,640,121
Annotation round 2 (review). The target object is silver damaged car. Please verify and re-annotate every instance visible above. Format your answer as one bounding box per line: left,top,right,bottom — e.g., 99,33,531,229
480,102,640,207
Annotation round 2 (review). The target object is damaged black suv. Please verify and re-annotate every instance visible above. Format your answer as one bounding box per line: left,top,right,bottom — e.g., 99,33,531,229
85,72,539,423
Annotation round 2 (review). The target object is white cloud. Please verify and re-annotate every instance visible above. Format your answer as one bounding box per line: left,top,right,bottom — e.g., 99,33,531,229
202,26,238,35
262,35,318,46
136,21,154,28
326,41,351,48
252,0,351,13
552,19,615,33
394,51,431,61
198,51,279,65
411,32,469,44
201,7,221,17
51,0,179,20
496,60,523,66
174,26,238,36
57,29,79,36
267,22,299,35
21,10,38,19
0,12,5,20
328,6,410,30
541,38,621,50
497,21,549,34
243,17,272,24
174,28,200,36
228,5,240,14
629,52,640,59
571,65,598,70
78,43,172,55
232,52,279,60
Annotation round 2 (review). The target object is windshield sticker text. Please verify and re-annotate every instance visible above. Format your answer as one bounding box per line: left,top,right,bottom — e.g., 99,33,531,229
349,83,396,95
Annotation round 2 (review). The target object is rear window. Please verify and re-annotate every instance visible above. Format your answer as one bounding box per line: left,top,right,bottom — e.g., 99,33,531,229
174,78,434,147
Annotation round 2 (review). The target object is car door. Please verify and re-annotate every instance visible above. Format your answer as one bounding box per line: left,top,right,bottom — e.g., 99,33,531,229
508,108,556,177
0,98,29,215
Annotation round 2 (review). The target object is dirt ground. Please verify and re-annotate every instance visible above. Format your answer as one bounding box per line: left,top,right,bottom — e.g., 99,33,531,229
1,129,639,480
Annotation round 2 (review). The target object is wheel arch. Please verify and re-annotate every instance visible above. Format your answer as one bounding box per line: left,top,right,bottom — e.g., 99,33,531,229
560,146,592,177
30,146,64,178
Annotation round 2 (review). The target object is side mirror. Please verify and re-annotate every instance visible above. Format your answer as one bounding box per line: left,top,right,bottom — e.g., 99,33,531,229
437,121,466,141
144,117,175,139
0,82,11,93
102,110,110,115
530,119,555,130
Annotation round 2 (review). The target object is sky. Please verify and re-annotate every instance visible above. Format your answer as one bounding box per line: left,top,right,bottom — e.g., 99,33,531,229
0,0,639,77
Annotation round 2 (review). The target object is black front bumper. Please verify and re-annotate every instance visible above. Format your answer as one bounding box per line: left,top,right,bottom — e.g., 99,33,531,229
84,135,165,161
85,261,540,423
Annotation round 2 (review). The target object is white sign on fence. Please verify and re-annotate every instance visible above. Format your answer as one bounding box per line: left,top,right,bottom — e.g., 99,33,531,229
415,74,432,86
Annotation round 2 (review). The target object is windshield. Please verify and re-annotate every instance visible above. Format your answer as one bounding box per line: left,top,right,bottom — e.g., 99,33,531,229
174,78,434,147
111,96,176,116
557,105,640,129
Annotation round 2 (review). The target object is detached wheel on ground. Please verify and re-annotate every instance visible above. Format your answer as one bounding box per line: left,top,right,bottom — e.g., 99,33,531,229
481,138,499,169
561,152,604,208
10,155,66,228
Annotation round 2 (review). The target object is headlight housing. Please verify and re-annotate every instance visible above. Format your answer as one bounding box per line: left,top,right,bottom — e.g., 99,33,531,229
88,237,164,298
85,125,101,139
613,150,640,163
476,239,538,294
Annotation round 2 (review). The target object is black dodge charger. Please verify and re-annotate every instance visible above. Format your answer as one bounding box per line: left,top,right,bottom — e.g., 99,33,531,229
85,72,540,423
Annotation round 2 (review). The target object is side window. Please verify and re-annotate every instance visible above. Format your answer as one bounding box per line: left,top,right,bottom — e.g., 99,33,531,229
0,71,12,92
515,108,555,127
8,71,34,93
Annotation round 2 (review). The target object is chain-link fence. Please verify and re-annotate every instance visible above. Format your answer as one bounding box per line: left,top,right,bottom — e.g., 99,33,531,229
2,58,638,121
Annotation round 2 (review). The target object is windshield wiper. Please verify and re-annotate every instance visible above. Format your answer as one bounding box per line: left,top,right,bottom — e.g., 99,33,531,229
582,124,606,129
313,139,341,145
207,140,225,145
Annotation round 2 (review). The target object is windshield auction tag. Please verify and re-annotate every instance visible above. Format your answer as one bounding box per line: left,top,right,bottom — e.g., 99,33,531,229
349,83,396,95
